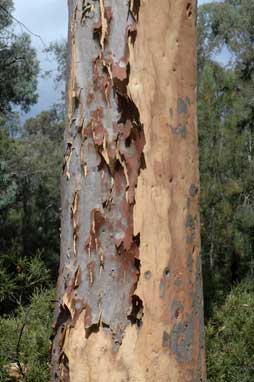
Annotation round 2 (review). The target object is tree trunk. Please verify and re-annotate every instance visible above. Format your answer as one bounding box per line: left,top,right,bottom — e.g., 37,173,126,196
51,1,206,381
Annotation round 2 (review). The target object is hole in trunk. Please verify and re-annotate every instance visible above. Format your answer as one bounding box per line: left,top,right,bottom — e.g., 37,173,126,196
127,294,144,327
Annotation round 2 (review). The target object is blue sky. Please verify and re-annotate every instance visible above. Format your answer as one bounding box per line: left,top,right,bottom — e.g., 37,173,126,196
13,0,211,121
14,0,68,120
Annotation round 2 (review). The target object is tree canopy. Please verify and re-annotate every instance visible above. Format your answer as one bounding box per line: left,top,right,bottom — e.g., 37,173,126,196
0,0,39,114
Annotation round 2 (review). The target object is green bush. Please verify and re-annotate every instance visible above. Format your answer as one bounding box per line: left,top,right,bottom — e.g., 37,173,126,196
206,279,254,382
0,288,55,382
0,254,51,314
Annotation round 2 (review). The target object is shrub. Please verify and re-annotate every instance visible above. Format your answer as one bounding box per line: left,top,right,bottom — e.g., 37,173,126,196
206,279,254,382
0,288,55,382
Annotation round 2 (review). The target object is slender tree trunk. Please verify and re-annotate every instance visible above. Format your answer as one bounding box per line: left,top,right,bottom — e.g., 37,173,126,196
51,1,206,381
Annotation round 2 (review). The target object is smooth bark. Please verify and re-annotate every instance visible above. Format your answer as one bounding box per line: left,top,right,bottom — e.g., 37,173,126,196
51,1,206,381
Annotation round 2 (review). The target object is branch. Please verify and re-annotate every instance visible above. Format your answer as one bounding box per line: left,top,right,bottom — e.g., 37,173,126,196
15,307,31,381
1,56,26,69
0,4,47,49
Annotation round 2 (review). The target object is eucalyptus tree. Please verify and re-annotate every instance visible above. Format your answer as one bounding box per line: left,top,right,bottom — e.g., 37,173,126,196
51,1,206,381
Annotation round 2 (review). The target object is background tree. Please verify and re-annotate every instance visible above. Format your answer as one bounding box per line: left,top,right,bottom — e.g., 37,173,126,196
198,0,254,316
0,0,38,114
0,4,64,378
0,108,64,314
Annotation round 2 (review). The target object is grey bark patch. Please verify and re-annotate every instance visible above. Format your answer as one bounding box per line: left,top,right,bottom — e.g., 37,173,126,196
159,279,165,298
171,300,184,320
186,214,194,229
186,233,195,244
189,184,198,197
187,252,193,273
162,330,170,347
174,277,182,287
177,96,190,114
170,124,187,138
52,1,146,370
169,313,194,362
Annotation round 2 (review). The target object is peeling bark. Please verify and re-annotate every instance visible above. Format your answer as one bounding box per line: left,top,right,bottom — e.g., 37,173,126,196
51,1,206,381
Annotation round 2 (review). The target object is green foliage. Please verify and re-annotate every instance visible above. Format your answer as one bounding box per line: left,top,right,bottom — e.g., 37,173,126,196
0,160,17,210
0,289,55,382
0,108,63,314
198,0,254,317
198,3,254,379
0,254,50,311
0,1,39,114
0,1,13,30
0,5,62,376
0,33,39,113
45,40,67,102
206,279,254,382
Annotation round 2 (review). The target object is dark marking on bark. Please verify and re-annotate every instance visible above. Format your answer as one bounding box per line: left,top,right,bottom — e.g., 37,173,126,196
87,261,95,286
62,142,73,180
85,322,100,339
162,330,170,347
51,305,72,381
177,97,189,114
127,294,143,327
128,25,137,45
164,267,171,278
73,266,81,289
189,183,198,197
72,83,81,113
87,91,94,105
186,233,195,244
186,3,193,18
53,304,72,334
116,92,140,125
187,252,193,273
160,279,165,298
93,4,112,49
144,270,152,280
133,232,140,247
174,277,182,287
160,266,172,298
81,1,95,24
169,313,194,362
91,107,105,146
170,123,187,138
128,0,140,23
71,191,79,256
186,214,195,229
58,352,70,382
171,300,184,320
85,209,106,252
92,55,113,105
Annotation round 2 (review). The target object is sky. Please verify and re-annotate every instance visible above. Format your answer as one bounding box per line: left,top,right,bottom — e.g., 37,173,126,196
13,0,68,120
13,0,211,121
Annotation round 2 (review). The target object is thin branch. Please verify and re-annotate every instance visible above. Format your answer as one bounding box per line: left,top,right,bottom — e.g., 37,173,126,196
0,4,47,49
16,307,31,381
